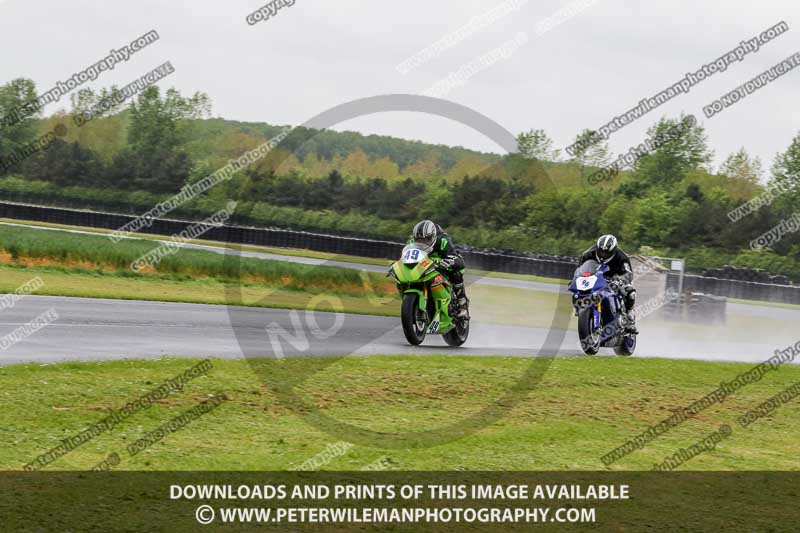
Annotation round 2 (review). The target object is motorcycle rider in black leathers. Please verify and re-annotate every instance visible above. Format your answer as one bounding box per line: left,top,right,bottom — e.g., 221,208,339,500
578,234,638,334
411,220,469,319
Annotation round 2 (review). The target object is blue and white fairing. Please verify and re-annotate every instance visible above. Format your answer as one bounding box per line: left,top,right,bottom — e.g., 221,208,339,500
568,258,636,354
567,259,626,344
568,259,610,294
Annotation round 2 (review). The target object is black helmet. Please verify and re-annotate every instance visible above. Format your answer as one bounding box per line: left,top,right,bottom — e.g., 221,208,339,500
596,234,618,262
412,220,437,251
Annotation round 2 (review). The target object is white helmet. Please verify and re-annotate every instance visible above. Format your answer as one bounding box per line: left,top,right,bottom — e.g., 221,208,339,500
412,220,437,251
596,234,618,263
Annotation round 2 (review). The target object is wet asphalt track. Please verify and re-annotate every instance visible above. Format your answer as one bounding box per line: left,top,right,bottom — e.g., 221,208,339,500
0,293,796,366
0,295,573,365
0,222,797,365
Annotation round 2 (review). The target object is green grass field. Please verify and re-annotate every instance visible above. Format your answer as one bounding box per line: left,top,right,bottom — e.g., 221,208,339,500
0,264,399,316
4,355,799,471
0,218,567,285
0,260,568,328
0,222,394,294
0,221,569,325
0,217,398,267
0,221,404,316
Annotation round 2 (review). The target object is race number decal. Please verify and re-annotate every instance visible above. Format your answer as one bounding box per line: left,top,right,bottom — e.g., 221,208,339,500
403,248,420,262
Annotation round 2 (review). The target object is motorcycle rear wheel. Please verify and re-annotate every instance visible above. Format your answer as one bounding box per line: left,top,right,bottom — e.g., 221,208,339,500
614,334,637,356
443,318,469,346
401,292,427,345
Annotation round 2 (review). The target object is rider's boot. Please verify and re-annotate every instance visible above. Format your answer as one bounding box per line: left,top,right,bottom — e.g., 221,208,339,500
625,310,638,334
453,283,470,320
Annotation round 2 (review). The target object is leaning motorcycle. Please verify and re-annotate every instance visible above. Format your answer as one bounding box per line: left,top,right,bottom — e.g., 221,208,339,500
388,243,469,346
568,259,636,356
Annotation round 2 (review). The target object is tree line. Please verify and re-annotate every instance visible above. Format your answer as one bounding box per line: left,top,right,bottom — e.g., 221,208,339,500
0,76,799,277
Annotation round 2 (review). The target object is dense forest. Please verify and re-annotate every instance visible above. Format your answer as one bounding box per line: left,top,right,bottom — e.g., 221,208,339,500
0,78,799,278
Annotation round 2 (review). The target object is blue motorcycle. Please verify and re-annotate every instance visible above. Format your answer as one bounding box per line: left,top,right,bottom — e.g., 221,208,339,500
568,259,636,356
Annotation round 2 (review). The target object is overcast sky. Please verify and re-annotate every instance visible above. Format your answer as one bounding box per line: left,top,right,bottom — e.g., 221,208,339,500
1,0,798,175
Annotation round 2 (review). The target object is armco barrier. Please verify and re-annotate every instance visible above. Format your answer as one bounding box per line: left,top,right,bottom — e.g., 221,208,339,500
0,201,578,278
667,271,800,305
0,199,797,303
0,201,401,259
686,292,727,325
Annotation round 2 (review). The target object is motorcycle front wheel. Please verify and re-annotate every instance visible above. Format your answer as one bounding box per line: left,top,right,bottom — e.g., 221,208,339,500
577,306,601,355
401,292,427,345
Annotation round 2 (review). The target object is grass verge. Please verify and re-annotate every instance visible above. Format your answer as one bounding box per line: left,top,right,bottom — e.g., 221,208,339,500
3,355,799,471
0,221,563,325
0,264,398,316
728,297,800,311
0,218,565,284
0,262,564,327
0,217,395,267
0,222,395,294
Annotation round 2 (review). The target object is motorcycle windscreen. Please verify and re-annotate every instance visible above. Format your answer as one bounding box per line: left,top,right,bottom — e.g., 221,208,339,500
400,243,430,265
574,259,600,279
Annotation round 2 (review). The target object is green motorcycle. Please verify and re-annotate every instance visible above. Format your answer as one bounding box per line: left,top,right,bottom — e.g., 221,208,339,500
388,243,469,346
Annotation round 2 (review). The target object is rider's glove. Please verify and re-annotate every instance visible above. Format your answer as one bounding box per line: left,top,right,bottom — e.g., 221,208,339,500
610,279,624,291
438,256,456,270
